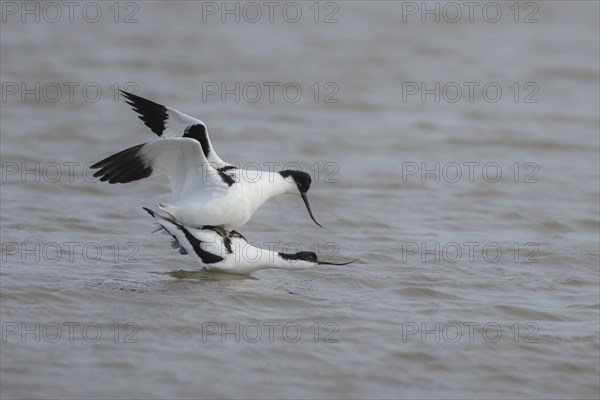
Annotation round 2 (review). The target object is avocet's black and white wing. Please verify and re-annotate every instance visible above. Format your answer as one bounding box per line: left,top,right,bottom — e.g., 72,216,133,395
91,138,229,199
143,207,227,264
120,90,229,169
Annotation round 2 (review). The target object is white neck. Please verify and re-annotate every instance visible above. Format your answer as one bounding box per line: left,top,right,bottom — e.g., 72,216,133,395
243,171,297,213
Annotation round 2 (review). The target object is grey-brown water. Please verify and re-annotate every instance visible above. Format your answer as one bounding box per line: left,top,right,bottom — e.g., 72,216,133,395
1,1,598,399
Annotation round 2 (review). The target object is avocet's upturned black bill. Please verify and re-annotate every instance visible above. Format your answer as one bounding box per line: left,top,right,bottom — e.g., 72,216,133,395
143,208,354,274
90,90,322,230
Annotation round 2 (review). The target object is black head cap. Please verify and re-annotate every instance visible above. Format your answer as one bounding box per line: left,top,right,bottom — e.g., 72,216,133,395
280,170,312,193
279,251,318,263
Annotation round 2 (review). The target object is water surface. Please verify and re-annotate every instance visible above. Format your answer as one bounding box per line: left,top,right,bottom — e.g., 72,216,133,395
1,2,599,399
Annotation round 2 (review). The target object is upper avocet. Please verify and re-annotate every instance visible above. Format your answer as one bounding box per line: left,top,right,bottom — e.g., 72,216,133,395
91,91,322,232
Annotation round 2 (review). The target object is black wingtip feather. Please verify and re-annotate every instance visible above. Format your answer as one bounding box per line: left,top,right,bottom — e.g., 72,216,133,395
91,143,153,184
119,90,168,136
142,207,156,217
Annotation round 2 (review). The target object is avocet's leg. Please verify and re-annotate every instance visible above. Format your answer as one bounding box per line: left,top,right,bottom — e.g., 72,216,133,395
229,230,246,240
202,225,229,238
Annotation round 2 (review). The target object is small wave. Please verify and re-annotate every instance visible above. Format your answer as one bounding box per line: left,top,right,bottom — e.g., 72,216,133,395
493,304,567,321
397,286,462,300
